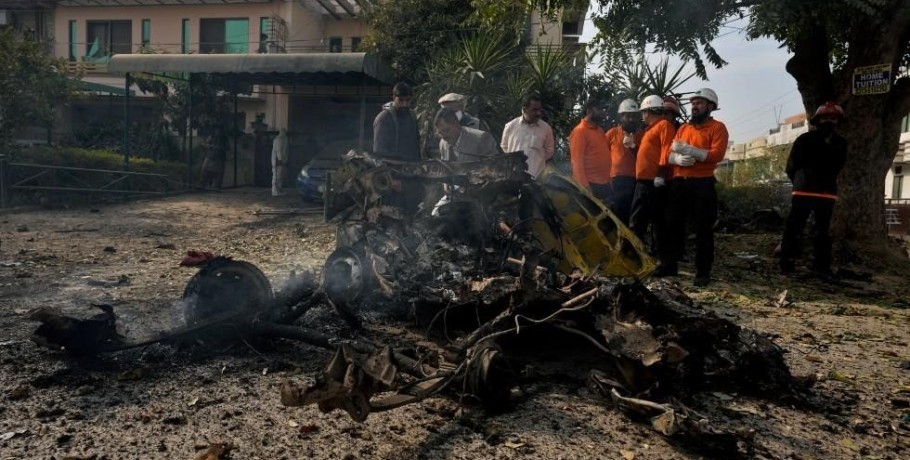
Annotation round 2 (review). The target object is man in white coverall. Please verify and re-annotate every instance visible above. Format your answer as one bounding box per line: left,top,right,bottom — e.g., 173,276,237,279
271,128,288,196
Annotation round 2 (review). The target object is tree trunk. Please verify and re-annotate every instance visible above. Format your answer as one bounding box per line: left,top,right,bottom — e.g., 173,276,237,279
834,97,900,246
786,1,910,254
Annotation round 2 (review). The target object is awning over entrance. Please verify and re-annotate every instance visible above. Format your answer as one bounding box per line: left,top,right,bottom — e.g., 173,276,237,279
107,53,395,86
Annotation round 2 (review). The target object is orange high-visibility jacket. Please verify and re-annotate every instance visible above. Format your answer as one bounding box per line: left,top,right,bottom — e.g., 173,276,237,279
662,118,729,178
569,118,612,187
636,118,676,180
606,125,643,179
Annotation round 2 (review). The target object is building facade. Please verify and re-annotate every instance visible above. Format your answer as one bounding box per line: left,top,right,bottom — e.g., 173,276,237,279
885,115,910,201
0,0,584,186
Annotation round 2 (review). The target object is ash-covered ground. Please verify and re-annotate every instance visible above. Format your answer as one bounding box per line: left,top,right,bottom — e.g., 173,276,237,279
1,189,909,459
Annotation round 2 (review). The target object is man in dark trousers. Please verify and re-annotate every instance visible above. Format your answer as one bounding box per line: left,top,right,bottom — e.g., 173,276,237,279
780,101,847,278
606,98,643,222
372,82,422,213
655,88,728,287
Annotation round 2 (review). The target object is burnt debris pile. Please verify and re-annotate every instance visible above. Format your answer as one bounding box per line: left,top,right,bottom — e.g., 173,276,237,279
28,152,811,457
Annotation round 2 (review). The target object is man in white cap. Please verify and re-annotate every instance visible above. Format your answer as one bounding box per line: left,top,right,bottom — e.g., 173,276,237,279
427,93,485,158
438,93,484,130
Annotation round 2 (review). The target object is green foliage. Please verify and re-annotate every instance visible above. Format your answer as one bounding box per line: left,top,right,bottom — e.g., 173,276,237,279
9,145,187,179
0,28,79,148
467,0,528,40
524,44,585,139
133,72,241,151
416,33,591,159
715,144,792,229
419,33,522,135
66,119,182,162
589,0,737,79
363,0,589,81
586,0,909,90
615,55,697,102
469,0,589,34
362,0,476,80
717,144,791,187
716,181,792,229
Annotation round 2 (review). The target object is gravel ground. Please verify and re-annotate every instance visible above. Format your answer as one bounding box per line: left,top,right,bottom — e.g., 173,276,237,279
1,188,909,460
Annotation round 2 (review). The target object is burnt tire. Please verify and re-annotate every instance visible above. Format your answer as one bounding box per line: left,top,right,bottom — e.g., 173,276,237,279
181,257,274,326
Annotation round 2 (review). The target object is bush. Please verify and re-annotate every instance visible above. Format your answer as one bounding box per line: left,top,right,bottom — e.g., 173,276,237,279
9,145,189,178
64,120,183,162
3,146,192,207
716,181,792,232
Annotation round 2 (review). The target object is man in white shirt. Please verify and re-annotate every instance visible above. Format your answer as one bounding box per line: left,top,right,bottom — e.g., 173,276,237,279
500,95,555,178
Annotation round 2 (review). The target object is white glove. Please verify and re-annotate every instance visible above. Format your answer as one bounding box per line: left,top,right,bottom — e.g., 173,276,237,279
686,146,708,162
654,176,666,188
668,152,696,167
623,133,636,149
671,140,708,162
670,139,685,153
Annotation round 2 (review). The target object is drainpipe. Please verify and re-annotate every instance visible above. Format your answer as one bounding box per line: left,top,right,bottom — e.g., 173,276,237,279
239,93,240,188
124,72,131,170
187,73,194,186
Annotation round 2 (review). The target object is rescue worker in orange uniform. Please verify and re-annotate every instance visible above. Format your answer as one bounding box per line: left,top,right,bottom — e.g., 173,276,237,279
630,95,676,247
779,102,847,278
569,99,612,203
655,88,729,287
605,99,644,222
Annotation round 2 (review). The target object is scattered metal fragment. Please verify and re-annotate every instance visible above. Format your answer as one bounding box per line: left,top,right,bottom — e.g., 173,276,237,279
29,304,122,355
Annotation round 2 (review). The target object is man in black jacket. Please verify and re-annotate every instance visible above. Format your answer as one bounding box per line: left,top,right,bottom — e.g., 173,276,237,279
780,101,847,277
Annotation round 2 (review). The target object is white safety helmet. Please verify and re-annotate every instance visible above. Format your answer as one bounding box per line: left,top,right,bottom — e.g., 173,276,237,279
617,98,639,114
689,88,719,110
639,95,664,112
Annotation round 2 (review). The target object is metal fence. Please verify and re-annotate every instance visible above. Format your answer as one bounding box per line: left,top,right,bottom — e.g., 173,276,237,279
0,155,188,208
886,202,910,235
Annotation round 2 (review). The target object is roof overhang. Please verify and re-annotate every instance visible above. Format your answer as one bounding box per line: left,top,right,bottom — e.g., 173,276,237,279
0,0,58,8
6,0,370,17
107,53,395,87
54,0,271,6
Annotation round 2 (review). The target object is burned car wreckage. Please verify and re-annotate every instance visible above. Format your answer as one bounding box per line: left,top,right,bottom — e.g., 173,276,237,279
29,151,811,457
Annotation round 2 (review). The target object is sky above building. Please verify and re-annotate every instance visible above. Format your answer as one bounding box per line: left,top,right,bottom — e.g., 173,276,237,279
581,16,806,145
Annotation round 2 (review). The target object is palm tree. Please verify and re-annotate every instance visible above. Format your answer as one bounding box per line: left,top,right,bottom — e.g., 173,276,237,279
614,55,696,117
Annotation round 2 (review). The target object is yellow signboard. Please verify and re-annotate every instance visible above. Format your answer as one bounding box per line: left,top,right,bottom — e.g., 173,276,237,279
853,64,891,95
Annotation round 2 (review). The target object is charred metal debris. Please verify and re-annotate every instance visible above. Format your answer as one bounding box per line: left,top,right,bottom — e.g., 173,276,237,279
29,152,812,457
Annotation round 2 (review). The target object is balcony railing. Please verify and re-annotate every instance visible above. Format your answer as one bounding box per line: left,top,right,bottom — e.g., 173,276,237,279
65,61,109,74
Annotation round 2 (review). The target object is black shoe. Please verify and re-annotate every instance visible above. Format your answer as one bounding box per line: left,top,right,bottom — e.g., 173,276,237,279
810,266,839,282
780,261,796,275
652,264,678,277
693,274,711,287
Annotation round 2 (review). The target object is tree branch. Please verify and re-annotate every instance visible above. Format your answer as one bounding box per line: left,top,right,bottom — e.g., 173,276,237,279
785,24,834,110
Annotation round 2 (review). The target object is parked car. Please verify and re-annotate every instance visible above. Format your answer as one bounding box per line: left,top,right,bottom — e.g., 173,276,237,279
296,141,351,203
296,156,342,203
